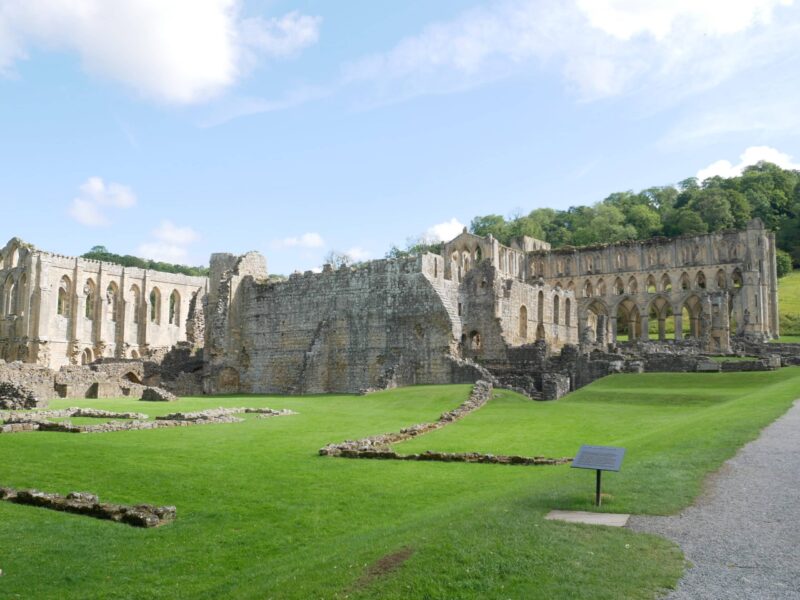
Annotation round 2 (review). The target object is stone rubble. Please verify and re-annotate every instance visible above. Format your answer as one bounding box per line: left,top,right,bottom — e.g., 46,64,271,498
0,381,45,410
320,380,570,466
140,387,178,402
0,486,175,528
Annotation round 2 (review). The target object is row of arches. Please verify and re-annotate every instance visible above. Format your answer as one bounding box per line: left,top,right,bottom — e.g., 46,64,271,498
570,268,743,300
518,291,572,341
56,276,182,326
584,293,730,342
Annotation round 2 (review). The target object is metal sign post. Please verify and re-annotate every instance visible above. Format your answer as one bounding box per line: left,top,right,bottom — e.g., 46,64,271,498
571,445,626,506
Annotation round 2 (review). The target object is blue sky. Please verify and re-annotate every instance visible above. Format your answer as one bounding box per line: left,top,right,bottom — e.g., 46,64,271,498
1,0,799,275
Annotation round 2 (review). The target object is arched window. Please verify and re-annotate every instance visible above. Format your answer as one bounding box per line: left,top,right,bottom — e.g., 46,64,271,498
149,287,161,324
680,272,690,291
17,274,26,317
583,280,593,298
613,277,624,295
57,276,71,316
519,305,528,339
716,269,727,289
732,269,743,289
554,295,560,325
696,271,706,290
627,277,638,294
169,290,181,325
106,282,119,322
84,279,96,320
565,298,571,327
130,284,141,324
596,279,606,296
661,274,672,293
537,290,544,323
3,276,15,315
646,275,657,293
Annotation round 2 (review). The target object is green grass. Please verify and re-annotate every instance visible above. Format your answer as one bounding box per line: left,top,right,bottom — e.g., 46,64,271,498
707,355,758,363
772,335,800,343
1,371,800,599
779,270,800,335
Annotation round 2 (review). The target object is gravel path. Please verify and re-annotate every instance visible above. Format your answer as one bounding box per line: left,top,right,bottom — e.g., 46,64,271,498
629,400,800,599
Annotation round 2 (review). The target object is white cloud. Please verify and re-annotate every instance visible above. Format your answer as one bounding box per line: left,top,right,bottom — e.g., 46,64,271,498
240,12,321,58
423,218,465,243
272,232,325,249
342,0,796,104
68,177,136,227
697,146,800,180
344,246,371,262
576,0,790,41
137,220,200,263
0,1,321,104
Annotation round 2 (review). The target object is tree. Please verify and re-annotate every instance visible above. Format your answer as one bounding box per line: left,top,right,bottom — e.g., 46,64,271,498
323,251,352,268
470,214,509,243
776,249,793,278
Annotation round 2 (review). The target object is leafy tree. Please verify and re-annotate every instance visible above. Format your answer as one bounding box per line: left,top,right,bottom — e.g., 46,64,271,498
470,214,510,243
776,249,793,278
81,248,208,276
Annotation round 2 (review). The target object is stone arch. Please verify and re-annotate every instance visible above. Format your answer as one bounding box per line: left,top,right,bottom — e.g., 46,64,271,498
149,287,161,324
731,268,743,289
596,278,606,296
583,280,593,298
566,280,575,293
613,277,624,295
553,294,560,325
695,271,706,290
84,279,96,320
584,299,609,343
646,274,657,293
681,295,704,338
660,273,672,293
469,330,482,351
616,297,641,341
679,272,690,291
3,275,15,315
169,289,181,325
81,347,94,365
57,275,71,317
537,290,544,323
130,284,141,324
565,298,571,328
106,281,120,322
475,246,482,263
519,305,528,339
648,295,674,341
8,245,19,269
716,269,727,289
627,276,638,295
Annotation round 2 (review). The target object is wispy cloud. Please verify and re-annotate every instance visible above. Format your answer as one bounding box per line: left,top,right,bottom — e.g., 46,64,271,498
341,0,797,106
697,146,800,180
68,177,136,227
271,232,325,249
0,1,321,104
138,220,201,263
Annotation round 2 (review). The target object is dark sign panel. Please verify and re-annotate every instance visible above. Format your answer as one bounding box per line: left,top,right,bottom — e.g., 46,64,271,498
571,445,625,472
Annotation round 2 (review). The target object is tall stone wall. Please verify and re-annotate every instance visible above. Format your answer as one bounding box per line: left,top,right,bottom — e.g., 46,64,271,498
205,254,458,394
0,238,208,368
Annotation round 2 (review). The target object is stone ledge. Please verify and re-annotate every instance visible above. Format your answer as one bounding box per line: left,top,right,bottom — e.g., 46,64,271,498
0,486,175,528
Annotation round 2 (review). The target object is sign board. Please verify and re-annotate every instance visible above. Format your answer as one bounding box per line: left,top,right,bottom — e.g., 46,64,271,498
571,445,625,472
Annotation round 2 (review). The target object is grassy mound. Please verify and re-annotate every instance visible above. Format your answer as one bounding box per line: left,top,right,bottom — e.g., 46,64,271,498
1,370,799,599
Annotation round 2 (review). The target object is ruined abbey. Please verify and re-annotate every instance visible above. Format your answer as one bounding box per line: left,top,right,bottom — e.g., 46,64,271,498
0,218,785,401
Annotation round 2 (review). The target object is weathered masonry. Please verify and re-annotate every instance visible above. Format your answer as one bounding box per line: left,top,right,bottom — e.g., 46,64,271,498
0,238,208,368
205,220,778,395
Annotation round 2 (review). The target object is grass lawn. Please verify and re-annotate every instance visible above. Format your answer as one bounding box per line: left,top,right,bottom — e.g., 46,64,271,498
779,270,800,336
1,370,799,599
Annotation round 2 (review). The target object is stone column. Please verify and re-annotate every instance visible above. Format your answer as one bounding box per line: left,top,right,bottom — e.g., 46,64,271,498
640,314,649,341
674,312,683,341
658,318,666,341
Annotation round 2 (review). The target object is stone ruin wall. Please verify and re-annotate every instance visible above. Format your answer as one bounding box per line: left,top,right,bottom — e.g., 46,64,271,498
0,237,208,369
527,219,779,349
204,253,460,394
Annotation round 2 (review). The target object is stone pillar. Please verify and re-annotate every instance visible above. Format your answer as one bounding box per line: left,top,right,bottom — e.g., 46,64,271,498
640,314,649,341
658,318,665,341
674,313,683,341
596,314,607,344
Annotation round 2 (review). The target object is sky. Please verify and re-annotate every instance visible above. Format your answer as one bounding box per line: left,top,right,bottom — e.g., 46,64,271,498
1,0,800,275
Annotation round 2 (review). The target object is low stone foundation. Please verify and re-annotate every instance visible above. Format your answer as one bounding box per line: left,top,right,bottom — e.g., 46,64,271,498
0,381,45,410
320,381,570,466
0,486,175,528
